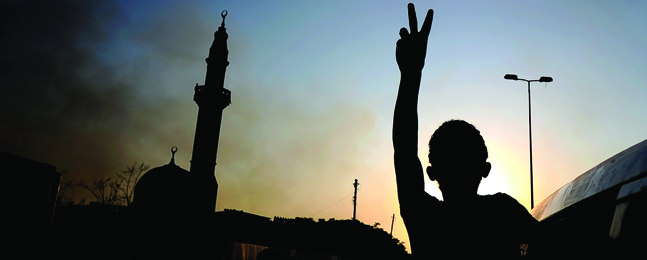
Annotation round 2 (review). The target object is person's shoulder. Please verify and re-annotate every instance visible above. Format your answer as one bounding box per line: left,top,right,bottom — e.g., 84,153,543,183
486,192,538,222
483,193,527,212
486,192,519,203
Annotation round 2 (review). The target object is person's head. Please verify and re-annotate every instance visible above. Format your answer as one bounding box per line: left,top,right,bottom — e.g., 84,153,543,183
426,120,491,199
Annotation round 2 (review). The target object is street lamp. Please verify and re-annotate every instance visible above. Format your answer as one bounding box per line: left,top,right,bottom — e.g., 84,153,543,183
504,74,553,209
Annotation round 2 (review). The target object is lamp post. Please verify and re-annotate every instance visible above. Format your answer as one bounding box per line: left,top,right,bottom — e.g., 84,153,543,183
504,74,553,209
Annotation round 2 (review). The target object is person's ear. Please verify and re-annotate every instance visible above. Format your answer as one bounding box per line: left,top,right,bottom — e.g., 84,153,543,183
482,162,491,178
426,166,436,181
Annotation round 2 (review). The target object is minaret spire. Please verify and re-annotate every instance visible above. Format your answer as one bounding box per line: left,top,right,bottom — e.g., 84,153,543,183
190,10,231,212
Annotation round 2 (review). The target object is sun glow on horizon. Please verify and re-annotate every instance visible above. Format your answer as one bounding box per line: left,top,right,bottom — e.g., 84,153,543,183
482,136,534,210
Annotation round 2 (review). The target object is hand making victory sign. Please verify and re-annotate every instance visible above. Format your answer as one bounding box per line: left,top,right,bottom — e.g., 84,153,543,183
391,3,436,254
392,3,434,206
396,3,434,74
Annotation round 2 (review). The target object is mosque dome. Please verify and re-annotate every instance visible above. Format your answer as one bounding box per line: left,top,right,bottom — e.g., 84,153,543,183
133,147,191,210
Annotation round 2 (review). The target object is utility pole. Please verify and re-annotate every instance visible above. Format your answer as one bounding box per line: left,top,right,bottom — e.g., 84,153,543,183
390,213,395,236
352,179,359,220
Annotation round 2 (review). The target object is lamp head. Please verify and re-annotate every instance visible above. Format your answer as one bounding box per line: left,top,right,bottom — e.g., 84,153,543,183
539,76,553,83
504,74,518,80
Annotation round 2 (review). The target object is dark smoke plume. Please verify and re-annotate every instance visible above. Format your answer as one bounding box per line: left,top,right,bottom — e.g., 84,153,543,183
0,1,137,175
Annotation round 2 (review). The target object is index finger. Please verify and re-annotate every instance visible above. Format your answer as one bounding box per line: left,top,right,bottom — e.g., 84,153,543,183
408,3,418,34
420,9,434,36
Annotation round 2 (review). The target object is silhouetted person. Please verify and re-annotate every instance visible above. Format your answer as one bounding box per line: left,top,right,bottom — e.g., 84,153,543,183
393,3,539,259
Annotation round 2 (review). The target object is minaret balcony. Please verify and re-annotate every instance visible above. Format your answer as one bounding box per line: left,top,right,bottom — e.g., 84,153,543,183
193,84,231,109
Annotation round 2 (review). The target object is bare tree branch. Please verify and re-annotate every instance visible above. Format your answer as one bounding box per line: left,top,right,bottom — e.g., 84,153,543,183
116,162,149,206
71,162,149,206
78,177,124,206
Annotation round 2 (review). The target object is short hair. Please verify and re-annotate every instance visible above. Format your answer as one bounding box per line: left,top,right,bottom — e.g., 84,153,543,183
428,119,488,164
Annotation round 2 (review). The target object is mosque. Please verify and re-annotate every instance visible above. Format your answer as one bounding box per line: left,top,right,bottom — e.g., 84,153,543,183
132,10,231,214
125,11,407,260
127,11,238,258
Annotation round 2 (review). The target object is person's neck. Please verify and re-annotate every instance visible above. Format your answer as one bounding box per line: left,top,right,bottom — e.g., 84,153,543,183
442,192,479,204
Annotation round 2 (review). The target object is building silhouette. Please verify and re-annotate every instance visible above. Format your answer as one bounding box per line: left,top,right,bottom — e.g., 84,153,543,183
3,151,60,228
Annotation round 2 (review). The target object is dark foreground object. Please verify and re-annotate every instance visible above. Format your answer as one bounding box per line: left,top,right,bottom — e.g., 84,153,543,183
530,139,647,258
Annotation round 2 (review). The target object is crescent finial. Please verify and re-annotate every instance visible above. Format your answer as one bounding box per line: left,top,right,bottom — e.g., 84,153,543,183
169,146,178,165
221,10,228,27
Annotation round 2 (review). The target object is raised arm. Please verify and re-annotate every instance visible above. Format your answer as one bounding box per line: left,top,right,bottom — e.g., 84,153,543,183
393,4,433,204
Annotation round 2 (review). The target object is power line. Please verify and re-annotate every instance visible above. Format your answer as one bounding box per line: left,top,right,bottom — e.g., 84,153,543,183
310,192,353,217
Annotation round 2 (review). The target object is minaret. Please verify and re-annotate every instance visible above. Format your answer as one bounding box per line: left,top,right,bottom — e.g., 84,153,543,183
190,10,231,212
